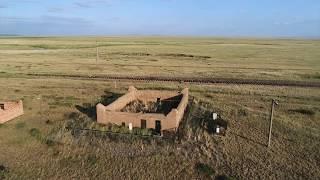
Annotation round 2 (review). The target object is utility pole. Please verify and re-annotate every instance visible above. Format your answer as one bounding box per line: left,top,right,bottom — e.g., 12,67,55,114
96,41,99,64
268,99,278,148
37,95,42,120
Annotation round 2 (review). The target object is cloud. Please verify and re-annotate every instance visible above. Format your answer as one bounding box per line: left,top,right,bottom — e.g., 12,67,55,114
274,19,320,26
0,15,91,25
73,0,112,8
0,15,95,35
0,0,40,9
3,0,40,3
47,7,64,13
0,16,32,23
40,15,92,25
74,2,91,8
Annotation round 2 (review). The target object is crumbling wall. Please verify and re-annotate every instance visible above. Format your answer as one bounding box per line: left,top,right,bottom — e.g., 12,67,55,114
98,111,166,129
175,88,189,126
136,90,177,102
105,87,137,111
161,88,189,131
0,100,24,124
96,87,189,133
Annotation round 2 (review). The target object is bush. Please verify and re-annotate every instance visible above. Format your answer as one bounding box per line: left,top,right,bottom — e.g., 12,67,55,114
15,122,26,129
29,128,42,140
119,126,130,134
132,127,152,136
45,139,55,147
238,109,248,116
86,154,98,165
141,128,152,136
195,163,214,176
99,126,107,132
0,165,8,179
215,175,237,180
111,125,121,133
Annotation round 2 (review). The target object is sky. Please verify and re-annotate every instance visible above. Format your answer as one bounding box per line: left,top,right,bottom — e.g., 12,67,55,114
0,0,319,37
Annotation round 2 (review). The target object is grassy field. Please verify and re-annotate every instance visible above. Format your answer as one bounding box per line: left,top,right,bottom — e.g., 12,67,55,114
0,37,320,179
0,37,320,81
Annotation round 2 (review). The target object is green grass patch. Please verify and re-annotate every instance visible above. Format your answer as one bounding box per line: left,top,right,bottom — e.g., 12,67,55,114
15,122,26,129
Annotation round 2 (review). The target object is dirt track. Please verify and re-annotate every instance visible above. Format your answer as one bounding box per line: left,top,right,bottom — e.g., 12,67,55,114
24,73,320,88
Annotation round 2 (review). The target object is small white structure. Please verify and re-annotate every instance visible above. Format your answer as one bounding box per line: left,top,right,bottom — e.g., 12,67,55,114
216,126,220,133
129,123,133,131
212,113,218,120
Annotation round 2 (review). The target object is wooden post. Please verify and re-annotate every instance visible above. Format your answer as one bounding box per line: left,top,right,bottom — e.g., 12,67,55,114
96,41,99,64
37,95,42,120
268,99,278,147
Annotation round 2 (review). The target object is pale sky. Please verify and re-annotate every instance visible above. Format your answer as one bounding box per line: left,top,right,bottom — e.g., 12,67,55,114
0,0,319,37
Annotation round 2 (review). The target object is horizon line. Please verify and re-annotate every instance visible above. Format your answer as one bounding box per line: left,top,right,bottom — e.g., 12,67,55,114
1,34,320,40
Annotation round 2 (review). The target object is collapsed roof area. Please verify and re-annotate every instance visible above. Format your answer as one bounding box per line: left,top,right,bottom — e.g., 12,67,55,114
96,86,189,134
0,100,24,124
120,94,182,115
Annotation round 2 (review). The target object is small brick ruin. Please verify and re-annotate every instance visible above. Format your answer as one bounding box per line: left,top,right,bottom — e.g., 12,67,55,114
96,86,189,135
0,100,24,124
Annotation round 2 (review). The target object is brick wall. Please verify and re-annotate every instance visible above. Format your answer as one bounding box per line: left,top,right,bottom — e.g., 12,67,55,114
0,100,24,124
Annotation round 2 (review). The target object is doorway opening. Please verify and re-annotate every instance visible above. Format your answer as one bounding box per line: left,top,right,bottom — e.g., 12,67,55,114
155,120,161,135
141,119,146,129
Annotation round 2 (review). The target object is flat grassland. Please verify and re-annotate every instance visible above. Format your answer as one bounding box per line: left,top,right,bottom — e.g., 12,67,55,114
0,36,320,80
0,37,319,179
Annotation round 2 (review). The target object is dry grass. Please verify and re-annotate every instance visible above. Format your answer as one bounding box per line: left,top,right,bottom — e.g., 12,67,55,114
0,77,319,179
0,37,319,81
0,37,319,179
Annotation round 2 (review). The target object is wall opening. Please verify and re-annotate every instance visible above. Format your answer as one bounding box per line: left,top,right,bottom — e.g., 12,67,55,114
141,119,146,129
155,120,161,134
0,104,4,110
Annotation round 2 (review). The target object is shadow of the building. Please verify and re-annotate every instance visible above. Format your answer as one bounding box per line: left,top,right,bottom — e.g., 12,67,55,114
177,99,228,140
75,90,123,120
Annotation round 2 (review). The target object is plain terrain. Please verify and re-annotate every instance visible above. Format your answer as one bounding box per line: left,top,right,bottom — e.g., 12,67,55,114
0,37,320,81
0,37,319,179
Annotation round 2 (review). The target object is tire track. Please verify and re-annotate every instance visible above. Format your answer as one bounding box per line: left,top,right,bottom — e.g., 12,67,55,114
22,73,320,88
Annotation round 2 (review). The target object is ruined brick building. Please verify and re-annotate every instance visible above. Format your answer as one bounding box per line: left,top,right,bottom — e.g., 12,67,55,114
0,100,24,124
96,86,189,135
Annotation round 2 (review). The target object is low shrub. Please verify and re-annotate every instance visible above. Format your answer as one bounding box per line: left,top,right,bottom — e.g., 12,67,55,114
0,164,8,179
45,139,55,147
86,154,98,165
15,122,26,129
215,175,237,180
29,128,42,140
288,108,315,116
132,127,152,136
238,109,248,116
195,162,214,176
